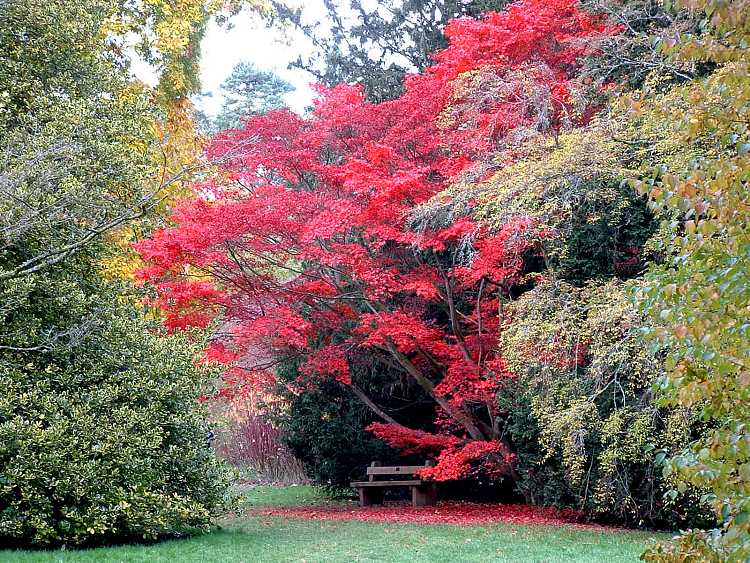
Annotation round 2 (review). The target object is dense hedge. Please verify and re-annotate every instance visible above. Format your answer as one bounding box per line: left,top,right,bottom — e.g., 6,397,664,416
0,273,230,548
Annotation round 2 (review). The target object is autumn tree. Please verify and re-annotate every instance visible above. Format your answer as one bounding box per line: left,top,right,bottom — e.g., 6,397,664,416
0,0,269,282
0,0,167,282
139,0,612,483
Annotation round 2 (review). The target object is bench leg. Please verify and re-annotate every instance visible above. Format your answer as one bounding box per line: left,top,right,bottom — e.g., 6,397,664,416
359,488,384,507
411,484,437,507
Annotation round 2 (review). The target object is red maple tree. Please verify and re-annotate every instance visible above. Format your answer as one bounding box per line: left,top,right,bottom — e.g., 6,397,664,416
137,0,612,481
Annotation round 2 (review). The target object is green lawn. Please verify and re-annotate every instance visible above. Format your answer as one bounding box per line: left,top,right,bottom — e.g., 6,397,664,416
0,486,664,562
239,484,338,507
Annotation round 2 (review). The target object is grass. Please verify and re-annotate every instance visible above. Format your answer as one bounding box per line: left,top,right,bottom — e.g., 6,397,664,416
238,484,337,508
0,486,664,562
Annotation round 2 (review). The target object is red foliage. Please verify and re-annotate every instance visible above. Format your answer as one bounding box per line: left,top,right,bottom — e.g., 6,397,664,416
300,345,352,385
137,0,614,481
367,423,462,456
254,501,602,528
201,341,240,365
614,245,644,278
420,440,516,481
367,424,515,481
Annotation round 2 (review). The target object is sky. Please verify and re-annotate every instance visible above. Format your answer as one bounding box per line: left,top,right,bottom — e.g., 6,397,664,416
195,0,387,115
128,1,327,114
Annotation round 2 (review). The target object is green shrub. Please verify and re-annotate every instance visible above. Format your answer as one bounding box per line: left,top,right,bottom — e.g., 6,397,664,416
0,276,231,547
499,279,712,528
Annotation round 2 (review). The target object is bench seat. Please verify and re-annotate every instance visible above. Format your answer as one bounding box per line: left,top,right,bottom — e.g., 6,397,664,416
350,461,437,507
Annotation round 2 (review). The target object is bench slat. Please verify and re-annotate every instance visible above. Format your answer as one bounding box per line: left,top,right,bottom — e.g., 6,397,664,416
350,480,422,487
366,465,427,475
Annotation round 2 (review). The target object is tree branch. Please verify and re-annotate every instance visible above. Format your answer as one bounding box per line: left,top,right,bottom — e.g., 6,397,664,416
349,383,402,426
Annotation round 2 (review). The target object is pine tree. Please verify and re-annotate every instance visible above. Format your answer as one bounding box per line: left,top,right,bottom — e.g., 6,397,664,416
204,62,293,132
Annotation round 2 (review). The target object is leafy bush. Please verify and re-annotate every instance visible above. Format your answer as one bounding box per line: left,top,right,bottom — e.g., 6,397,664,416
0,275,231,548
499,279,712,528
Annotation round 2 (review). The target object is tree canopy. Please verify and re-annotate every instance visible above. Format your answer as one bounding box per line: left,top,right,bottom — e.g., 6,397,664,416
0,0,259,547
138,0,618,482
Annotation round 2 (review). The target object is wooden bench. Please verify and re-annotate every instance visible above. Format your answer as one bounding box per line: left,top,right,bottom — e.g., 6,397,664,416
350,461,437,507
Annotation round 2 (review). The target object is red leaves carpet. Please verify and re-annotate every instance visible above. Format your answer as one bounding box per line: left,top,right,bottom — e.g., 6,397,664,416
252,501,612,529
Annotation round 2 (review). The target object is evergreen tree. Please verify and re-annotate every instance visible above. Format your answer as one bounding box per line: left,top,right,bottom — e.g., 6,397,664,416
203,62,293,132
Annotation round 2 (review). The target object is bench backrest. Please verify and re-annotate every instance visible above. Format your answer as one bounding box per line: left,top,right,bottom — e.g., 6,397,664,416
366,461,435,481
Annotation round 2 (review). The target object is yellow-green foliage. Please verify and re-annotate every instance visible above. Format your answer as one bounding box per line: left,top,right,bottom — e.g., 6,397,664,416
632,0,750,559
94,0,274,282
475,122,630,222
431,122,657,282
426,121,627,226
500,280,702,526
96,0,270,281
